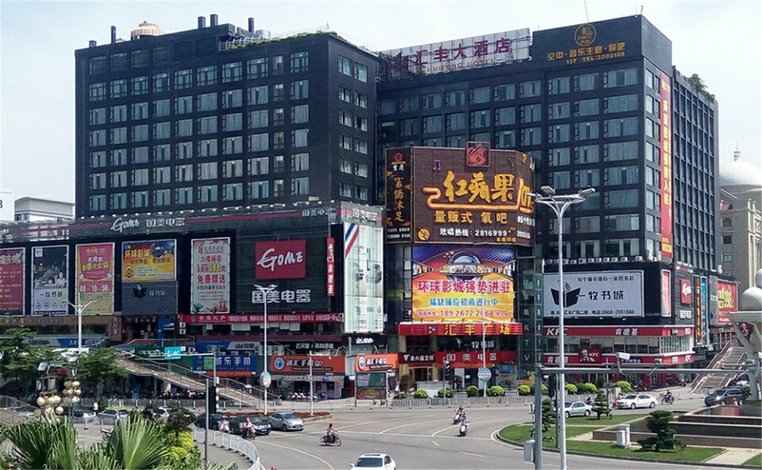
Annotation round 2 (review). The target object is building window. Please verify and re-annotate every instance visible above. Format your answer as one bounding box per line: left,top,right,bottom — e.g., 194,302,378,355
131,146,149,164
132,76,149,95
494,107,515,126
111,170,128,188
89,56,107,75
290,51,309,73
249,133,269,152
606,94,638,113
494,84,516,101
722,253,733,262
198,162,218,180
198,116,218,134
110,79,127,98
272,108,285,126
722,235,732,244
494,130,515,149
272,55,284,76
576,216,601,233
399,96,419,112
291,177,310,196
354,63,368,82
132,191,149,208
645,190,661,210
339,159,353,174
604,68,638,88
470,110,490,129
604,189,639,208
89,151,107,168
354,161,368,177
354,138,368,154
722,218,732,227
339,134,353,150
176,187,193,204
355,92,368,109
291,80,309,100
247,57,269,79
604,141,638,161
422,115,443,133
446,113,466,131
519,80,541,97
273,131,285,150
292,129,309,148
272,83,285,102
520,104,541,123
339,182,353,197
551,171,571,189
199,185,218,203
131,49,149,68
400,118,418,136
111,127,127,145
338,56,352,76
291,153,309,172
110,193,127,210
90,173,107,189
222,89,243,108
222,136,243,154
470,86,491,104
574,72,598,91
248,157,269,175
132,168,149,186
273,179,285,198
548,148,571,166
422,93,442,110
575,121,600,140
110,53,127,72
445,90,466,107
222,113,242,131
604,117,638,137
520,127,541,146
154,122,171,139
249,181,269,199
446,135,465,148
198,139,218,157
292,104,309,124
548,77,570,95
89,130,106,147
248,86,268,105
575,98,599,116
176,164,193,182
111,149,127,166
222,62,242,83
197,66,217,86
548,102,570,119
89,108,106,125
152,145,170,162
548,124,570,143
604,238,640,257
340,86,354,104
131,102,149,120
175,96,193,114
174,69,193,89
223,183,244,201
575,168,600,187
152,73,169,93
249,110,269,129
154,99,170,117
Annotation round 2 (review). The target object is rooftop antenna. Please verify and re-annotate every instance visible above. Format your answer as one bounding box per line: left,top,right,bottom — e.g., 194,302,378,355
584,0,590,22
640,4,644,15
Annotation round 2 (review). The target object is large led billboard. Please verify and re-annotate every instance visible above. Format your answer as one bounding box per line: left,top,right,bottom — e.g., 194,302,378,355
343,223,384,333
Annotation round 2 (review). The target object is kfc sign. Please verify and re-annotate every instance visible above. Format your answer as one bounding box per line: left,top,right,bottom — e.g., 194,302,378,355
679,279,692,305
255,240,306,279
577,348,602,363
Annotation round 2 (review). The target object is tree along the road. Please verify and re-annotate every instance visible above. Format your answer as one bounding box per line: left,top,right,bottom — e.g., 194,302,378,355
591,390,613,419
0,326,62,392
75,347,128,393
638,410,684,452
531,398,557,442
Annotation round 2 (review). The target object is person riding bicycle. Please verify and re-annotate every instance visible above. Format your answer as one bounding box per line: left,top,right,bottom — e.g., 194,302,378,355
325,423,337,444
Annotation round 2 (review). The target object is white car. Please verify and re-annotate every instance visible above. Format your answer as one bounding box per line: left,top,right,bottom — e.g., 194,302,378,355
564,401,592,417
268,412,304,431
616,393,657,409
351,453,396,470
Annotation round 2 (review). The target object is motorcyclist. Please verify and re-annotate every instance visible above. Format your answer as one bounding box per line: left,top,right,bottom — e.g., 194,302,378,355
459,412,470,435
664,390,674,403
242,416,255,438
585,396,593,406
454,406,464,423
326,423,336,444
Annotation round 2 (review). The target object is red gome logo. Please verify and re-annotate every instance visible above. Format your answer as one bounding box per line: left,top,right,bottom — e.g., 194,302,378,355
255,240,306,279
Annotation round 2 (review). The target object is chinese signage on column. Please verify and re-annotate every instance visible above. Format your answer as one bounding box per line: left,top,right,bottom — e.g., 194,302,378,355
660,71,674,260
385,148,412,243
75,243,115,315
191,238,230,314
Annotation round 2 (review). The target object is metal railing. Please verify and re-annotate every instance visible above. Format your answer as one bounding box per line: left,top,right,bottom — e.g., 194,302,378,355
192,427,260,470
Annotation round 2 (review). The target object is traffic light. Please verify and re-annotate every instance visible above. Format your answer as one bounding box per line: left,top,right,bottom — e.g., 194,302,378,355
548,374,557,398
444,360,452,380
208,385,217,414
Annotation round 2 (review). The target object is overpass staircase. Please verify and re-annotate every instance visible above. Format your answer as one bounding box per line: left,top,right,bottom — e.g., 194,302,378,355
692,342,748,393
117,352,277,409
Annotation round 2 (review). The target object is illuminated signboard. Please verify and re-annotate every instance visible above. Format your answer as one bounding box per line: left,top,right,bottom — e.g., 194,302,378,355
191,238,230,314
715,280,737,325
343,223,384,333
385,148,412,242
0,247,25,315
412,246,516,323
386,147,534,246
693,276,703,344
75,243,115,315
660,72,674,259
31,245,69,316
542,22,628,65
379,29,531,76
542,271,644,318
661,270,671,318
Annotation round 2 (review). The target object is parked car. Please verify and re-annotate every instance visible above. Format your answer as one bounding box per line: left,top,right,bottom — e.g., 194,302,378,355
268,412,304,431
230,415,270,436
194,412,226,429
63,405,96,421
153,406,171,422
616,393,657,409
704,387,744,407
563,401,592,417
351,453,397,470
98,408,130,424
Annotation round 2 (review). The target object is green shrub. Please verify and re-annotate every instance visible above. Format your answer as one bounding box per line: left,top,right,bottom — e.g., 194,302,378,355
437,387,453,398
487,385,505,397
517,385,531,396
615,380,633,393
541,383,548,395
414,388,429,399
465,385,480,397
638,410,684,451
565,383,578,394
399,374,413,393
576,382,597,394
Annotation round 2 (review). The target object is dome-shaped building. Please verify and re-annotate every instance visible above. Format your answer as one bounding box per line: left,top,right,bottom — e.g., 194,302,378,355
719,149,762,294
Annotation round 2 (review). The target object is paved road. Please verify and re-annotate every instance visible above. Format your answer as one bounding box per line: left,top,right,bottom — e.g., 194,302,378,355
253,399,733,470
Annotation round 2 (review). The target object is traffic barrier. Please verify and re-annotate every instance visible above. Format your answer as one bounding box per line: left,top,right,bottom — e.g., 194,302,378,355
193,428,260,470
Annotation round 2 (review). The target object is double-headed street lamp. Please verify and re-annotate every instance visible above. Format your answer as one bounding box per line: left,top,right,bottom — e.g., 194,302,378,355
531,185,595,470
67,300,94,355
253,284,277,414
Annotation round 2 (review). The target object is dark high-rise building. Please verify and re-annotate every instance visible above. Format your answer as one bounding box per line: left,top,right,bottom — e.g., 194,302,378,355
75,17,377,218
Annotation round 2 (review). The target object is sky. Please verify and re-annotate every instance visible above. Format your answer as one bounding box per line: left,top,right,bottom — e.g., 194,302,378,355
1,0,760,203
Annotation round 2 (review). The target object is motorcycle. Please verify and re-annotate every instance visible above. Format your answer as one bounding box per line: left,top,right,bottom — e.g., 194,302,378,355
661,394,675,405
320,433,342,447
458,422,468,436
452,410,465,424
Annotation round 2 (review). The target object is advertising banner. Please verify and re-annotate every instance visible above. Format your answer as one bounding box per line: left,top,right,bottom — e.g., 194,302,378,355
355,354,399,372
326,237,335,296
0,248,25,315
255,240,306,280
379,29,531,76
700,276,709,342
660,71,674,260
270,355,346,375
542,270,644,318
191,238,230,314
385,148,412,243
343,223,384,333
715,280,737,325
75,243,115,315
409,147,534,246
180,313,342,324
412,246,515,323
122,240,176,282
31,245,69,316
661,270,672,318
435,350,516,367
693,276,703,344
192,355,256,372
679,279,692,305
398,322,522,336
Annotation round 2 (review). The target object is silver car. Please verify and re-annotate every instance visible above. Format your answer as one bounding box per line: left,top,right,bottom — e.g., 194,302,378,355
564,401,593,417
268,412,303,431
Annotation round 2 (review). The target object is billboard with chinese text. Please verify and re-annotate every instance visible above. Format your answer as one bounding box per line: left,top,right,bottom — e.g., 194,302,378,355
31,245,69,316
343,223,384,333
715,280,737,326
255,240,307,280
412,246,515,323
392,147,534,246
542,271,644,318
385,148,412,243
191,238,230,314
75,243,115,315
121,240,176,282
660,71,674,260
0,248,24,315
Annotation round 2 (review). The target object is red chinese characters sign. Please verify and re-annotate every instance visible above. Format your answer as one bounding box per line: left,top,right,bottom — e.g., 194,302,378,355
255,240,306,280
398,322,522,336
660,71,674,260
179,313,342,324
436,350,517,367
355,354,399,372
385,148,412,243
679,279,692,305
0,248,25,315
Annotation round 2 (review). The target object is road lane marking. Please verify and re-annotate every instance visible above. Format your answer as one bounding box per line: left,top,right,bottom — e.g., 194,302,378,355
432,440,440,446
339,429,492,441
460,451,485,458
254,439,335,470
431,425,457,436
380,419,442,434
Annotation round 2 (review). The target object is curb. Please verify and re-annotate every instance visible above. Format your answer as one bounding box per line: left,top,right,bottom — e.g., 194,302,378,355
494,427,751,468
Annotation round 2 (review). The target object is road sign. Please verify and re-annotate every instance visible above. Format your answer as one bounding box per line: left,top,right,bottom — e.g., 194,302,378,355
163,346,181,360
478,367,492,382
261,371,272,388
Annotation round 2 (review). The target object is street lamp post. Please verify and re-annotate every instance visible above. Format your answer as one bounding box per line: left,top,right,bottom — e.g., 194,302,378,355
482,318,487,399
254,284,277,414
67,300,94,355
308,350,314,417
531,186,595,470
